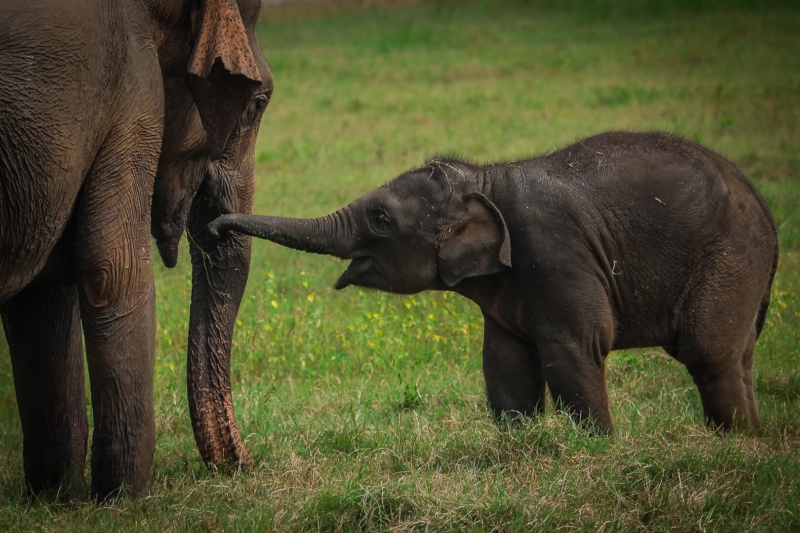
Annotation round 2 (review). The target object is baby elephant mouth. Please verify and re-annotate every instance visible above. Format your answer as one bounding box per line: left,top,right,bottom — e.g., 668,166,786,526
335,256,373,290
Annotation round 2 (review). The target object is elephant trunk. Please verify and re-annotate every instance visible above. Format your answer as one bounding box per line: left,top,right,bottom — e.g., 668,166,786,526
208,208,358,259
185,207,252,468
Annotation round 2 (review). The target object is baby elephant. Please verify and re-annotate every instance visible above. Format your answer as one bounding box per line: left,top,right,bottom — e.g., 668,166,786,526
209,132,778,432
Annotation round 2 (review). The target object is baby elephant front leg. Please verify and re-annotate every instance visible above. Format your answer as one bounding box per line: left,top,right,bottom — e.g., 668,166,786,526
482,316,545,422
538,339,613,434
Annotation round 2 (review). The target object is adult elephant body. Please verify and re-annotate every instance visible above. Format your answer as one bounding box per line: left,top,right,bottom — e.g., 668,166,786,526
0,0,273,498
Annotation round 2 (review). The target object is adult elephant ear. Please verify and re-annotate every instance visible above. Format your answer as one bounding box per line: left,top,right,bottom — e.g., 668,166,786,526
437,193,512,287
187,0,263,156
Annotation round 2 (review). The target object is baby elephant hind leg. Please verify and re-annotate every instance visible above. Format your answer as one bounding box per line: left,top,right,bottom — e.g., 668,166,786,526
740,328,759,425
683,326,759,431
482,315,545,423
679,277,763,431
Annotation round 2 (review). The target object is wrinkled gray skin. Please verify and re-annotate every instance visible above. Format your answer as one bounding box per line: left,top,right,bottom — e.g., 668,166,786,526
0,0,273,498
210,132,778,434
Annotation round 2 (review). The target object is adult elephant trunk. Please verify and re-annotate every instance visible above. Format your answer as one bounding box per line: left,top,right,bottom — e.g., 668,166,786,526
185,202,253,468
208,208,358,259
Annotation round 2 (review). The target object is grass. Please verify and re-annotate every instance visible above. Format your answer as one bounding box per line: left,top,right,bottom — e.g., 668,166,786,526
2,0,799,530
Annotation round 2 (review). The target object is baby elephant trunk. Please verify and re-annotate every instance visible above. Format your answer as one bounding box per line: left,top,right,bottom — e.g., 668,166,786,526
208,211,356,259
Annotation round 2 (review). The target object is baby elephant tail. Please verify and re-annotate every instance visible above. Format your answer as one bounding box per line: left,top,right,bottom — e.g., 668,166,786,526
754,231,779,340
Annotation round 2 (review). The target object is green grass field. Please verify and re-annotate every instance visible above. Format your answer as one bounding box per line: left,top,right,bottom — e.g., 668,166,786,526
2,0,799,530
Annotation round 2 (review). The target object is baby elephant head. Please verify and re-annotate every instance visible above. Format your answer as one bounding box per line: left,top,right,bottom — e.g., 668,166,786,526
208,161,511,294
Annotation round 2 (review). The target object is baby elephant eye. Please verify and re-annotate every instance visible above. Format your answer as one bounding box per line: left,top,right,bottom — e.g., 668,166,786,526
368,209,392,234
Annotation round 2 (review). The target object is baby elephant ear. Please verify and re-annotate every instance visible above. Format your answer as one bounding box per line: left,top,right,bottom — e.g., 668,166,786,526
187,0,263,156
437,193,512,287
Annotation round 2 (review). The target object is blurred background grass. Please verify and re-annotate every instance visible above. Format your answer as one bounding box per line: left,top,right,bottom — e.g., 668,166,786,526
1,0,798,530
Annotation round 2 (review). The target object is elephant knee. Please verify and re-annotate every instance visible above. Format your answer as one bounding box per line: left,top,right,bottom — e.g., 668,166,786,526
82,258,124,309
79,249,152,318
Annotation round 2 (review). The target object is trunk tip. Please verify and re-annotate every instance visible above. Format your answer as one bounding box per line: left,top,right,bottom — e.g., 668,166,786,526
207,216,229,239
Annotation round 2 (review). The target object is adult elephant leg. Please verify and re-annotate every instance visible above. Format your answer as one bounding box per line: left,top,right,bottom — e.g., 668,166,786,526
185,204,252,468
76,127,158,499
77,198,156,499
482,314,544,422
1,284,88,496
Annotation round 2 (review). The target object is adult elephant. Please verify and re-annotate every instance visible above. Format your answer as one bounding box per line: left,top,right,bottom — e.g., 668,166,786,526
0,0,273,498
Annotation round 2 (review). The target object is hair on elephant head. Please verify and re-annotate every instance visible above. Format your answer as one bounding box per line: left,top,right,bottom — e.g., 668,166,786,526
209,132,778,438
1,0,271,499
